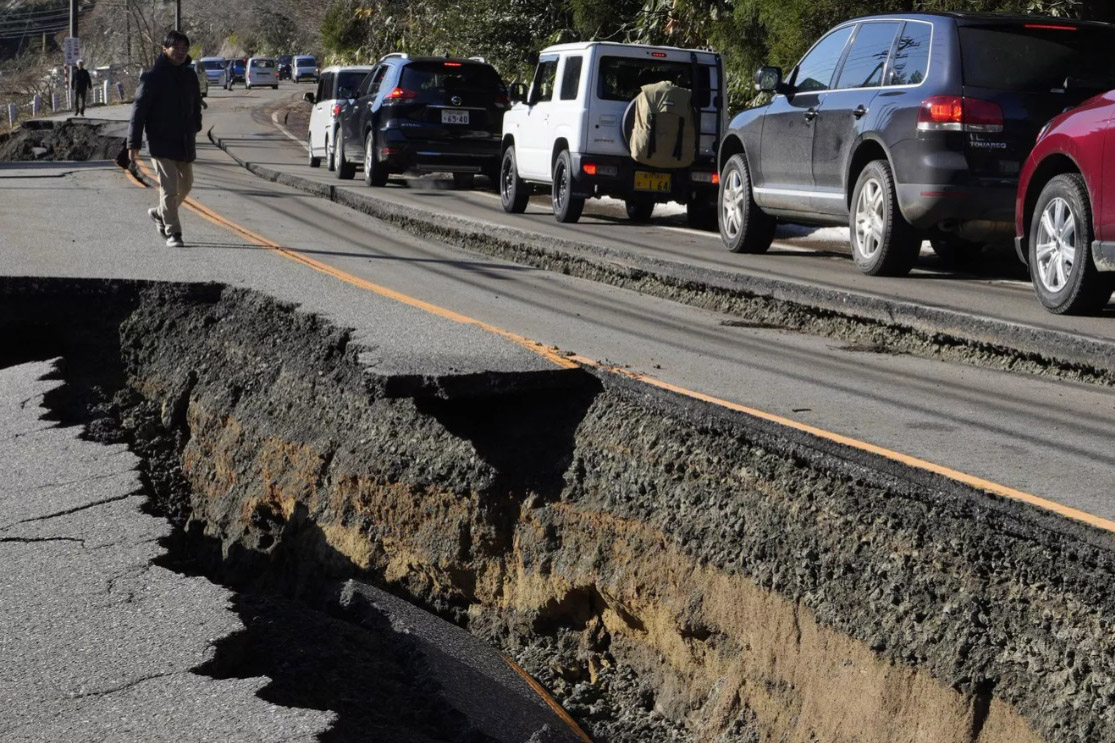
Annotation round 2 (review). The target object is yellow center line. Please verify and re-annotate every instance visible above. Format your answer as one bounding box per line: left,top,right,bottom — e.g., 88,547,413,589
128,161,1115,538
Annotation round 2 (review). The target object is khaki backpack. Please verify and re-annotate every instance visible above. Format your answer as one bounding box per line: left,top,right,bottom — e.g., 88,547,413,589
629,80,696,169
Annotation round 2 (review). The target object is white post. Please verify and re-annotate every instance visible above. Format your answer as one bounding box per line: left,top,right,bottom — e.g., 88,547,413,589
66,89,72,110
51,92,59,111
7,103,17,126
102,80,110,106
31,95,41,116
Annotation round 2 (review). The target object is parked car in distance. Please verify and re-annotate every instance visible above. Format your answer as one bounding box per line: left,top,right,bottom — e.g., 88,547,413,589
501,42,724,225
188,60,208,97
719,12,1115,276
334,53,509,188
246,56,279,89
224,58,247,89
278,54,293,81
1016,90,1115,315
198,56,227,89
293,55,318,83
304,65,374,170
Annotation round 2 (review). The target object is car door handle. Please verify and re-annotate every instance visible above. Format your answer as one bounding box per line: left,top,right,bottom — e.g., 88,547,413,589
803,108,817,121
853,105,868,118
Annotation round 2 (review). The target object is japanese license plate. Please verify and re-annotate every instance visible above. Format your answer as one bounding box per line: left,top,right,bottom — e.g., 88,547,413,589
634,171,671,192
441,109,469,125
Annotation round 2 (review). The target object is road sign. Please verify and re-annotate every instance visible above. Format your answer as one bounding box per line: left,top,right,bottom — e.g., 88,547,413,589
63,37,81,65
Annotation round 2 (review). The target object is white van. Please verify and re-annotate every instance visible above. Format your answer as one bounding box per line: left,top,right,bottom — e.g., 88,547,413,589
304,65,373,170
245,57,279,89
198,56,227,89
293,55,318,83
500,42,724,226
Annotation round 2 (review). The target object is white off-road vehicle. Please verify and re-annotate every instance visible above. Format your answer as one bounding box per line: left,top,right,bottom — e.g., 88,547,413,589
499,42,724,226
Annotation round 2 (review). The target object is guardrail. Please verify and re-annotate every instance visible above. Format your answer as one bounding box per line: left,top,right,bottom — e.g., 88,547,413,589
3,78,133,129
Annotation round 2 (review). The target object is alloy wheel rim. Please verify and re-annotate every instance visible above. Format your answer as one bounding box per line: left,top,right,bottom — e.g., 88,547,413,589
1035,196,1077,293
501,157,514,202
554,161,568,211
721,169,745,239
854,178,885,259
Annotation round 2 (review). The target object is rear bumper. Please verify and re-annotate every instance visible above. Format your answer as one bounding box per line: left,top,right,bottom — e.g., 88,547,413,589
896,180,1016,238
380,130,501,173
569,152,718,202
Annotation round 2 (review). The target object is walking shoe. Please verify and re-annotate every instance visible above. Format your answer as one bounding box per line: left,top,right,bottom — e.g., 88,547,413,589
148,208,167,236
166,233,184,248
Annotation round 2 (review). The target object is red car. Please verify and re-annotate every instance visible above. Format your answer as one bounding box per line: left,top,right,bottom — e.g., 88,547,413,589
1016,90,1115,315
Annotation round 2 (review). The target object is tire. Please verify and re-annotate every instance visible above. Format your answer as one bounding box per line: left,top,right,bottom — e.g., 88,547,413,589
551,150,584,223
849,159,920,276
1028,173,1115,315
325,133,335,171
335,132,355,180
625,195,654,222
307,134,321,168
364,130,387,187
453,173,476,189
718,153,775,253
686,197,717,230
500,147,530,214
246,84,252,91
273,85,279,90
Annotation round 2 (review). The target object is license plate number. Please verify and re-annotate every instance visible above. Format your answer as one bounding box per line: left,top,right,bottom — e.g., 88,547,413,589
441,109,469,125
634,171,671,192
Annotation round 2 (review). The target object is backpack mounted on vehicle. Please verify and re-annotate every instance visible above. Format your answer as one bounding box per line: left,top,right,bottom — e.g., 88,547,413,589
629,80,696,169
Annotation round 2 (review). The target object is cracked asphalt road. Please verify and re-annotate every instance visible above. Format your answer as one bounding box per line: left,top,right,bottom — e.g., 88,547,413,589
0,360,334,742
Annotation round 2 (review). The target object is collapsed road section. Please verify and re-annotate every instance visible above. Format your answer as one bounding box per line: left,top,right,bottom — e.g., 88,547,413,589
4,276,1114,742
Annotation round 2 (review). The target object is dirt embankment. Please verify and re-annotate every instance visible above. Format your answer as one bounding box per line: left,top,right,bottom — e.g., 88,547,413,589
0,119,126,161
4,276,1114,743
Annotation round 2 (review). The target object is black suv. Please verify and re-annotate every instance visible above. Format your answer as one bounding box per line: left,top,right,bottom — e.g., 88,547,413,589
718,13,1115,275
334,53,509,188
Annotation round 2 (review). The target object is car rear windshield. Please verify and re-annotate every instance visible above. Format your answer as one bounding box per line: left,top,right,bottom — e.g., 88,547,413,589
337,70,369,93
296,57,316,66
959,24,1115,92
251,59,276,69
399,62,504,98
597,57,713,106
201,60,224,70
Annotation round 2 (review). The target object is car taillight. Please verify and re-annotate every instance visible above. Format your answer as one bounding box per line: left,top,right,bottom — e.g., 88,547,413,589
382,88,418,105
494,94,510,109
917,95,1003,133
332,103,342,117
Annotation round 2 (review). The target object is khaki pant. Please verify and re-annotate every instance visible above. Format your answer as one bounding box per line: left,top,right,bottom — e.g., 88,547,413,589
150,157,194,236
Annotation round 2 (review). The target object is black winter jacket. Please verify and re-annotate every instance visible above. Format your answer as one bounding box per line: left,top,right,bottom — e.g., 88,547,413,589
73,68,92,93
128,53,202,162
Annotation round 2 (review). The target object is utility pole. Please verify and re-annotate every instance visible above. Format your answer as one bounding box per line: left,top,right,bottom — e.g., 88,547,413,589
175,0,182,32
69,0,78,107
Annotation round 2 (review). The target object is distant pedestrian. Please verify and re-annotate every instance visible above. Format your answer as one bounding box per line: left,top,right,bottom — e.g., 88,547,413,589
72,60,91,116
127,30,202,248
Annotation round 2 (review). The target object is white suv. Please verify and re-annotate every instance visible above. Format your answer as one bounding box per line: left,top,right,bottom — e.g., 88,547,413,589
500,42,724,225
304,65,374,170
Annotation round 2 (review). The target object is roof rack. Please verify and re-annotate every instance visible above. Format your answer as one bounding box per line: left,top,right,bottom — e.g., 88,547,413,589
379,52,409,62
468,56,486,63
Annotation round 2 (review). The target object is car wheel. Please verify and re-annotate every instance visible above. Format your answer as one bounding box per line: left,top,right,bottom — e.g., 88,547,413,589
1029,173,1115,315
307,134,321,168
719,153,775,253
335,133,355,180
325,134,335,172
625,195,654,222
364,131,387,187
273,85,279,90
500,147,530,214
686,197,717,231
552,150,584,223
453,173,475,189
850,159,920,276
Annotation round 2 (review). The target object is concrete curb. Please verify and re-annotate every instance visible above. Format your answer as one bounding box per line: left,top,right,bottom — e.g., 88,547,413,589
205,126,1115,374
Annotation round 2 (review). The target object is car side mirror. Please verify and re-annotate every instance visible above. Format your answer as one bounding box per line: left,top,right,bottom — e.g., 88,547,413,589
754,66,784,94
509,82,527,103
302,92,315,104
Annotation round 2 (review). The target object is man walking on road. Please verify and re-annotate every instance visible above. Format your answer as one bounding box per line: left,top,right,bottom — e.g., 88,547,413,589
72,60,91,116
128,30,202,248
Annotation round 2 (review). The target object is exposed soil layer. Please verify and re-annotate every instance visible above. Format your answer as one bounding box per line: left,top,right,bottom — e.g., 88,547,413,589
0,118,125,161
5,276,1115,742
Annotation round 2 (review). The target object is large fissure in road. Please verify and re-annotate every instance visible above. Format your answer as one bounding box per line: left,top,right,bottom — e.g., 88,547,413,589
5,276,1114,742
